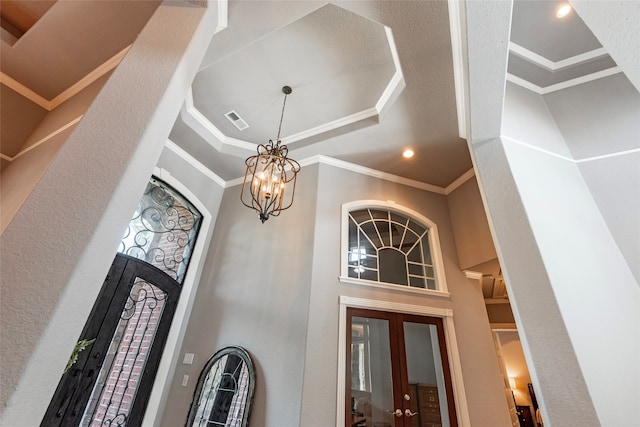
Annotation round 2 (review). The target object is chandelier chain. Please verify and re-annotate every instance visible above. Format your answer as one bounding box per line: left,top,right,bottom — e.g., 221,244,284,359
276,91,289,143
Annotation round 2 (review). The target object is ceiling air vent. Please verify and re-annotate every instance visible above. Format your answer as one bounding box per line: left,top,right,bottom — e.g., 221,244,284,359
224,110,249,131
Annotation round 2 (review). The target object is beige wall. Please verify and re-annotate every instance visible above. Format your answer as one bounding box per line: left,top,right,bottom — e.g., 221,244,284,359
447,176,497,270
0,73,111,234
0,84,47,159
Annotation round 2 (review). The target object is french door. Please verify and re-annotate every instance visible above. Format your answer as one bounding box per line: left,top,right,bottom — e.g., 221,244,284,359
346,308,458,427
42,254,181,427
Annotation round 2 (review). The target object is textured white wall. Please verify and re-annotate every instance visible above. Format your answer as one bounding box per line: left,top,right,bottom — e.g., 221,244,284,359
465,3,640,425
571,0,640,92
501,133,639,427
544,75,640,283
0,4,220,425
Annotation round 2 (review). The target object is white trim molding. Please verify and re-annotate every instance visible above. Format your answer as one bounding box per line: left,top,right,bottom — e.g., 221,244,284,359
509,42,609,72
336,296,471,427
445,168,475,194
164,139,226,188
143,167,214,426
338,276,451,299
226,155,471,195
447,0,469,140
506,67,622,95
463,270,483,282
162,150,476,197
312,155,448,195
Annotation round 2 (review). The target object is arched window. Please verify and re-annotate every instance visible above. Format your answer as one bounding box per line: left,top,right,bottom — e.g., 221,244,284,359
341,201,448,294
119,176,202,283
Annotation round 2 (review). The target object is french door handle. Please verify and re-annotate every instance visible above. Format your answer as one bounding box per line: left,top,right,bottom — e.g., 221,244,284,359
405,409,418,417
386,409,403,417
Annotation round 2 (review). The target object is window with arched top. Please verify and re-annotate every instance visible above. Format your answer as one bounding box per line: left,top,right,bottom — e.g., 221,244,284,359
340,201,448,295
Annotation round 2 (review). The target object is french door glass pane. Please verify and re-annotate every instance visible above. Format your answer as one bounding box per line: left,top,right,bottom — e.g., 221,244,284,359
351,317,395,427
403,322,451,427
81,278,167,426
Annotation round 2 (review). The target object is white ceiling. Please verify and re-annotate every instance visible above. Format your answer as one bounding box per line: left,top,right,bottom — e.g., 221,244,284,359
174,0,469,187
1,0,619,189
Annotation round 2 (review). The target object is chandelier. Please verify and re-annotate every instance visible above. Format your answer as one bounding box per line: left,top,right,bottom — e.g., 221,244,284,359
241,86,300,223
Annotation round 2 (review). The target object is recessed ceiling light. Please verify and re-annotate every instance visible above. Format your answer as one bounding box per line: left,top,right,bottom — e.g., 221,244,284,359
403,149,414,158
556,4,572,18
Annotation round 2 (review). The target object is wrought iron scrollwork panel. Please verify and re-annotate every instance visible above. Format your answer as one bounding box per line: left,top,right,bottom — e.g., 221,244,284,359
118,177,202,283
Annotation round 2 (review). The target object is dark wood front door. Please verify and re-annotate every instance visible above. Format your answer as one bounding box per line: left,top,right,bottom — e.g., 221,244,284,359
42,254,181,427
346,308,458,427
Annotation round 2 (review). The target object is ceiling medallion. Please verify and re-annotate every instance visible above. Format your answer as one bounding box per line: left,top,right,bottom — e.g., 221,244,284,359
241,86,301,223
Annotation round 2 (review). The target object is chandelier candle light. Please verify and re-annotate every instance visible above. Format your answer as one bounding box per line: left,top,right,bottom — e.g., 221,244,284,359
241,86,301,223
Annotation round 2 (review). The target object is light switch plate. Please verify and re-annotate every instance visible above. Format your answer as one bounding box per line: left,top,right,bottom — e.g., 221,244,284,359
183,353,195,365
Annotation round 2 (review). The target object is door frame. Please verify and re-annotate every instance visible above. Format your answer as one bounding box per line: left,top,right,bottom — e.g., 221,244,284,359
142,165,214,426
337,296,471,427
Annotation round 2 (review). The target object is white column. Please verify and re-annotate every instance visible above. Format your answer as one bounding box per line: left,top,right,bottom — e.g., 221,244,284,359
460,1,638,426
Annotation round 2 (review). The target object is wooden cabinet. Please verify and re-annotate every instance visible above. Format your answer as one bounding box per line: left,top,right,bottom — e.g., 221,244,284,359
409,384,442,427
516,405,535,427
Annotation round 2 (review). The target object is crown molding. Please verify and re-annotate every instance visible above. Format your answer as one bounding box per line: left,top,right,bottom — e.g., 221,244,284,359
282,108,380,147
375,26,405,119
507,66,622,95
220,154,475,196
164,139,227,188
445,168,475,194
509,42,609,72
505,73,544,94
312,155,448,194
